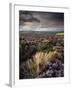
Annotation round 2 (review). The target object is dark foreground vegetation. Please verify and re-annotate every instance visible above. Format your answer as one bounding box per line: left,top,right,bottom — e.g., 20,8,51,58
19,31,64,79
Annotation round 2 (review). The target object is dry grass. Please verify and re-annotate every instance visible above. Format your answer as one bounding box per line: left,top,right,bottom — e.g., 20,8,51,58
24,50,58,77
33,51,58,74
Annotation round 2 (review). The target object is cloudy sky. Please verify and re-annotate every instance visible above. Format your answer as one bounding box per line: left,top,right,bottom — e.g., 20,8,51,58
19,11,64,31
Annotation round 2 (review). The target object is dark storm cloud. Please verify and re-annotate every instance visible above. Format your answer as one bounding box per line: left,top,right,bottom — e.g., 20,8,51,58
19,10,64,31
19,11,40,25
33,12,64,21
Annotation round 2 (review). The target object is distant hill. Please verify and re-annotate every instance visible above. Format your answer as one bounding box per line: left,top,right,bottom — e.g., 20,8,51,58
19,31,64,38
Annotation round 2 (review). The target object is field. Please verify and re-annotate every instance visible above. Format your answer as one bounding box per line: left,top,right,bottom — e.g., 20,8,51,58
19,31,64,79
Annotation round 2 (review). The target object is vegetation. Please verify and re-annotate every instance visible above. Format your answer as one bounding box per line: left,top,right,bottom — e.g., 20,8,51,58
19,31,64,79
56,32,64,36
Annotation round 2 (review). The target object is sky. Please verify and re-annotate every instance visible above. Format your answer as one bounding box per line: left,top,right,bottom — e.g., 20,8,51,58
19,11,64,31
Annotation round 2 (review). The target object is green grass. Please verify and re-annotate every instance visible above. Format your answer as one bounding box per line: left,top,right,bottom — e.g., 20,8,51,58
56,32,64,36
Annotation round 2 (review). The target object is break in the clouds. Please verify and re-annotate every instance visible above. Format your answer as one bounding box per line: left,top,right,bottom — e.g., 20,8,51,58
19,11,64,31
